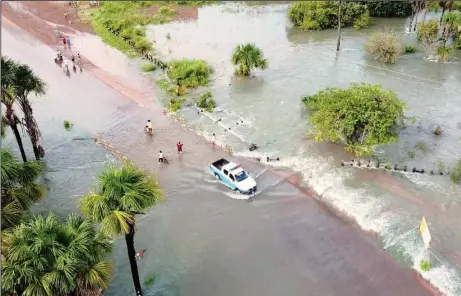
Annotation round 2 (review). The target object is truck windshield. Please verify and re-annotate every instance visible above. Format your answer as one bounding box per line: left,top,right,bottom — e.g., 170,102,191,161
235,171,248,182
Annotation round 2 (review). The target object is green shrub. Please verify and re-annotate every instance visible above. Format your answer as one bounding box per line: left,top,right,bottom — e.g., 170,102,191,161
302,83,407,156
63,120,73,130
420,260,431,271
363,1,413,18
404,45,417,53
197,91,217,112
158,6,177,16
168,97,186,112
366,29,403,64
141,64,157,72
407,150,415,159
450,159,461,184
288,1,370,31
167,59,213,88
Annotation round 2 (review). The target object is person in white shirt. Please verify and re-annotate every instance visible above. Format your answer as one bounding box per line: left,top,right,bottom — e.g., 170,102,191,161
158,151,164,163
212,133,216,145
145,120,153,135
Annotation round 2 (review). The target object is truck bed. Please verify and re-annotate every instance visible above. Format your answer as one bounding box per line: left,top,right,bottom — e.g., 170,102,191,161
211,158,229,170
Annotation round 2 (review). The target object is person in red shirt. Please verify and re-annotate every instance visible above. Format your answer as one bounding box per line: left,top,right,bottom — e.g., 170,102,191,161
176,142,183,154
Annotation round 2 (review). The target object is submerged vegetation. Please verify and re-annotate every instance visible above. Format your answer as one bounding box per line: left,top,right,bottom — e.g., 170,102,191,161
168,59,213,89
420,259,432,271
231,43,268,76
302,83,407,156
450,159,461,184
288,1,370,31
63,120,73,130
366,29,403,64
168,97,186,112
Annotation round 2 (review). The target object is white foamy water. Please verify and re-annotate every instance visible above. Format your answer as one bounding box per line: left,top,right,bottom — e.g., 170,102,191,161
233,148,461,295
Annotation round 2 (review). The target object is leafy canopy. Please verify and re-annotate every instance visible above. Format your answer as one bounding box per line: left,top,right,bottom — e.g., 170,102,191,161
302,83,407,156
1,213,113,296
288,1,370,31
79,162,163,238
1,149,45,230
231,43,268,76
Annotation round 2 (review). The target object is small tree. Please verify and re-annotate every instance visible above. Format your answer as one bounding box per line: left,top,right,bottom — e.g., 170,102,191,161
366,29,403,64
301,83,407,156
231,43,268,76
196,91,216,112
441,11,461,45
167,59,213,89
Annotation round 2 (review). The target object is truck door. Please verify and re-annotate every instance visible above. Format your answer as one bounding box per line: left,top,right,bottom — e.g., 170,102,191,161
223,169,229,180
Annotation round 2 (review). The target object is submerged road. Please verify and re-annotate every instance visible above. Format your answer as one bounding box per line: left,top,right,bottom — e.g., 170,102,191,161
2,16,434,296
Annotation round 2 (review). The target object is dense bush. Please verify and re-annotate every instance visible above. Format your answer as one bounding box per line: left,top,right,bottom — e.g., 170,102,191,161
366,29,403,64
361,1,413,18
437,45,453,61
167,59,214,88
420,260,432,271
288,1,370,31
301,83,407,156
196,91,217,112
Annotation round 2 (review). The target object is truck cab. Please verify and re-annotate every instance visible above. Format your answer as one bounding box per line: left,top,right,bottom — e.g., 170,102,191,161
210,158,257,194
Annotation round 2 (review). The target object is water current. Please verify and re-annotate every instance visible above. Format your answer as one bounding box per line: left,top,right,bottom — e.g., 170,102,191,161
3,2,461,295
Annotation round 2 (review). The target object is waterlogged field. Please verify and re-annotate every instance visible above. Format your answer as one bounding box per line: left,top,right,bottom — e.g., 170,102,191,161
143,3,461,294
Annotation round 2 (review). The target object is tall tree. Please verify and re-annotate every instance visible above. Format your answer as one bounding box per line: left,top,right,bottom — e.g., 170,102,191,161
12,63,46,160
80,162,163,296
1,149,45,230
231,43,268,76
336,0,343,51
1,213,113,296
1,57,28,162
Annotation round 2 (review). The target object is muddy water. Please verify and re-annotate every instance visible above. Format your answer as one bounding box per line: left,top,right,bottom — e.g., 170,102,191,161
2,2,461,296
143,3,461,294
3,22,435,296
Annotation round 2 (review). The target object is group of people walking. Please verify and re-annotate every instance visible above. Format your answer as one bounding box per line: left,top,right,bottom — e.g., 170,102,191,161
145,120,184,164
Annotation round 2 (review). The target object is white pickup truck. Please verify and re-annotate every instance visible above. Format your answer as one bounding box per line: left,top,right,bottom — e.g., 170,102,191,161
209,158,257,195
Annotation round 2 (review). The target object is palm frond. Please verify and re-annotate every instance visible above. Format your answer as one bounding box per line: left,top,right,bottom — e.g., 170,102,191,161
99,210,133,237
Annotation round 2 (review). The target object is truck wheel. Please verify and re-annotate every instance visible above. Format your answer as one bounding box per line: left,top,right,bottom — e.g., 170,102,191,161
214,173,221,180
234,188,241,194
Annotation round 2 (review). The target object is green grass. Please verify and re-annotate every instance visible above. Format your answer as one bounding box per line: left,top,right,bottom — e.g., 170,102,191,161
158,6,177,16
450,159,461,184
91,19,137,57
404,45,417,53
141,64,157,72
63,120,73,130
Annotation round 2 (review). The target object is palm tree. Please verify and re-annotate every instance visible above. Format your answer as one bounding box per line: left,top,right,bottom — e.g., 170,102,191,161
11,62,46,160
336,0,343,51
2,213,113,296
1,149,45,230
441,11,461,45
231,43,268,76
80,162,163,296
1,57,28,162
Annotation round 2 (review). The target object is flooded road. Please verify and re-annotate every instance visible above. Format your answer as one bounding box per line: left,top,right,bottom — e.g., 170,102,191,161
140,3,461,294
2,10,436,296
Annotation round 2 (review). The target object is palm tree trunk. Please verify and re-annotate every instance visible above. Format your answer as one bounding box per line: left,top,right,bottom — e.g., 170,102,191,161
125,224,143,296
413,2,421,31
336,0,342,51
409,1,416,32
440,1,447,25
422,4,428,24
10,123,28,163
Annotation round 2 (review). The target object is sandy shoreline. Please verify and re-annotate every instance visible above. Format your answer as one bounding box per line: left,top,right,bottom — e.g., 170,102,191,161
1,1,443,295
